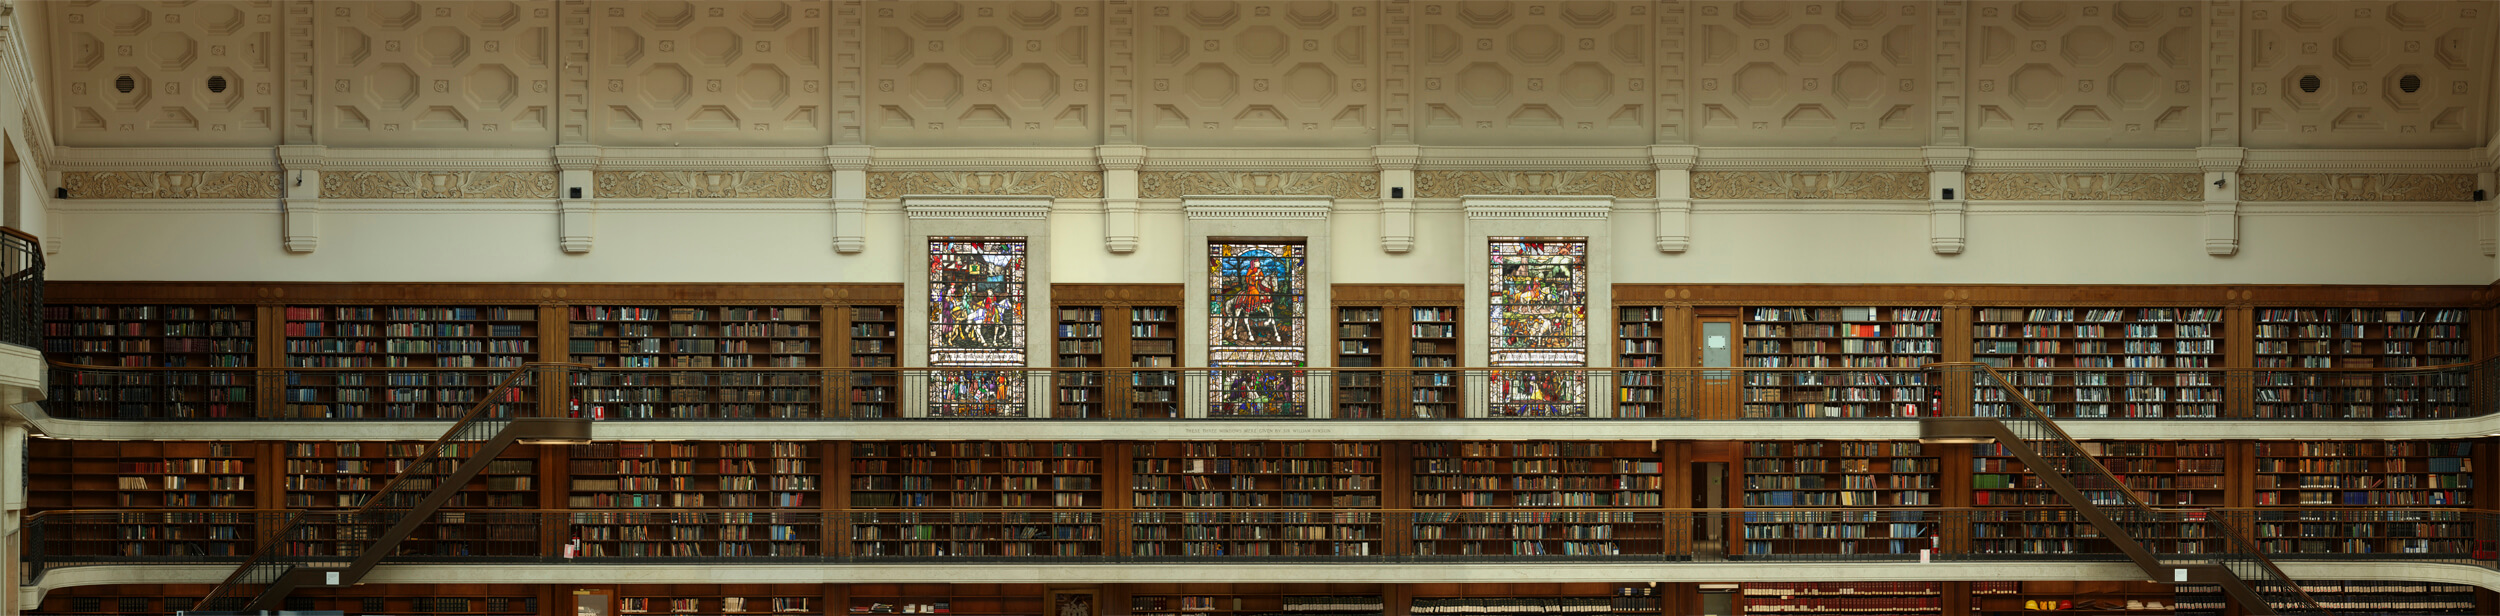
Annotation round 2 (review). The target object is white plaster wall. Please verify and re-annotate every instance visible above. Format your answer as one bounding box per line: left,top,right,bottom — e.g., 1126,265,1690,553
37,201,2495,285
1048,204,1188,284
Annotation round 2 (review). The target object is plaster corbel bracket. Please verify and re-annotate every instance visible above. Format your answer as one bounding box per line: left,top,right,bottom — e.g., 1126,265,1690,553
1652,145,1698,253
1374,145,1421,253
829,145,873,254
555,145,602,254
2197,147,2245,256
1097,145,1147,254
276,145,326,253
1923,147,1972,255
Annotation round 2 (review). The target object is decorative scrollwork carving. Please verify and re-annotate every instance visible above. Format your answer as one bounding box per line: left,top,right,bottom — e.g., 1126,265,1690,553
1414,171,1656,198
1690,172,1927,200
866,171,1103,199
1139,172,1377,199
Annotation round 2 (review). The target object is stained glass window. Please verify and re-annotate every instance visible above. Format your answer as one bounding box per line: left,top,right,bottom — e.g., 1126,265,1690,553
1207,242,1307,417
928,239,1028,417
1488,239,1588,417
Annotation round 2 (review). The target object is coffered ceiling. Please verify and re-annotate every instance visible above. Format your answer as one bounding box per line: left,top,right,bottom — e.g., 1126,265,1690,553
41,0,2500,152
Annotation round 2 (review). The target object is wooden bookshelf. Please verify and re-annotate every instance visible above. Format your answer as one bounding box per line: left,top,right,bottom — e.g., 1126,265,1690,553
1969,440,2228,557
846,584,1042,615
1971,441,2227,507
2254,440,2474,507
1971,307,2224,418
44,303,256,367
282,441,536,509
1738,306,1941,418
1127,442,1386,559
279,305,538,419
1129,442,1383,508
2290,581,2479,614
1408,442,1664,557
2253,307,2474,418
1130,305,1182,418
565,305,820,368
1408,584,1663,616
616,585,825,615
1125,585,1385,616
27,439,255,510
1055,305,1109,416
1970,581,2181,616
567,442,819,509
1052,286,1184,418
1738,441,1937,559
1333,286,1463,419
847,441,1101,508
1612,306,1668,417
565,442,820,559
40,586,543,616
1741,582,1943,615
845,305,901,418
25,440,259,559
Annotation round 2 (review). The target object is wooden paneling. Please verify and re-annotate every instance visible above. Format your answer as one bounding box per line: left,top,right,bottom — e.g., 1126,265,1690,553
1332,285,1464,306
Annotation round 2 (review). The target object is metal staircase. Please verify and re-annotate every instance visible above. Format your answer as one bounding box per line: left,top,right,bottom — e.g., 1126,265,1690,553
1920,362,2330,616
189,364,590,613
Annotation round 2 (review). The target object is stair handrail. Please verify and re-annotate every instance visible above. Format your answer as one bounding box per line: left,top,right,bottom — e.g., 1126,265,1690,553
189,363,547,613
1935,361,2331,616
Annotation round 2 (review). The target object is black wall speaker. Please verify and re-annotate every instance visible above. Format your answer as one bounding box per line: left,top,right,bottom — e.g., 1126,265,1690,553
1941,188,1955,200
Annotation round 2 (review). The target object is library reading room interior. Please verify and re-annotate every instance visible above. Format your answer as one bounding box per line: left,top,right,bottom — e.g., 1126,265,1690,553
9,0,2500,615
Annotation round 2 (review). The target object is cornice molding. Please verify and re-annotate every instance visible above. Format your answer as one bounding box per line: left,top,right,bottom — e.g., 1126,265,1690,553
902,194,1055,220
1460,195,1614,220
1181,195,1334,220
1690,201,1930,215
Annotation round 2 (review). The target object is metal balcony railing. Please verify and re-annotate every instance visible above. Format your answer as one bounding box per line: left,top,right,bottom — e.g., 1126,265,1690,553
38,359,2500,421
25,507,2500,585
0,228,41,350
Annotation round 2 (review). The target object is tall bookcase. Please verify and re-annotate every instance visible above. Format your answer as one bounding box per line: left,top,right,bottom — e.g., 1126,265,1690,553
1052,285,1184,418
1408,583,1664,616
1128,442,1385,558
566,442,821,558
1737,441,1938,559
2255,440,2474,507
1333,286,1463,419
614,585,824,615
1409,441,1664,557
1970,307,2223,418
561,304,825,419
282,441,537,509
25,440,259,559
1738,306,1941,418
2253,307,2474,418
1970,440,2228,556
44,304,256,367
280,305,539,419
847,442,1105,558
846,305,902,418
1125,585,1385,616
1741,582,1944,615
1612,306,1669,417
